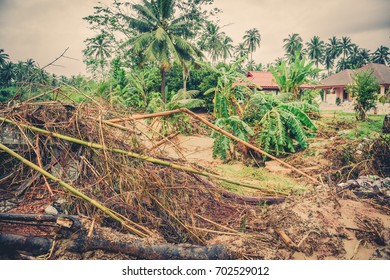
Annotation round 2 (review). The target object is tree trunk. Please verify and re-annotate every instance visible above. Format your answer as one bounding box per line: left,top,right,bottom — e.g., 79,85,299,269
0,233,52,256
161,66,167,103
182,68,188,92
68,235,234,260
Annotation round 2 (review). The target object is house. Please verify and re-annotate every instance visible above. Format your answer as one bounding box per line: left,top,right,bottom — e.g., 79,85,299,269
233,71,314,93
317,63,390,104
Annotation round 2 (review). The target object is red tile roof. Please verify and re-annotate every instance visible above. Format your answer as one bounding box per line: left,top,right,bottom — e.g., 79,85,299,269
233,71,314,90
233,71,278,89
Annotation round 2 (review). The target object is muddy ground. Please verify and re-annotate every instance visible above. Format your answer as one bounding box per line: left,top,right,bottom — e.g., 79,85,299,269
0,104,389,260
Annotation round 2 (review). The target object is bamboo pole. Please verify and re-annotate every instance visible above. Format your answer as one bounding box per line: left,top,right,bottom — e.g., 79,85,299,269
149,132,179,152
107,109,184,123
0,142,151,238
104,109,320,184
0,117,286,195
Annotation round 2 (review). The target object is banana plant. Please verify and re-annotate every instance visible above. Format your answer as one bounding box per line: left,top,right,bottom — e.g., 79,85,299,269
211,116,254,162
204,59,252,118
270,51,320,99
244,93,318,155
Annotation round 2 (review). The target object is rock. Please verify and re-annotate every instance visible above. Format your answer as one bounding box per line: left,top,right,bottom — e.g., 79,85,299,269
44,205,58,215
52,198,69,214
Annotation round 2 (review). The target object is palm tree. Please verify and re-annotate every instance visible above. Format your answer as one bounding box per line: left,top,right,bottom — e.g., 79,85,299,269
0,61,15,86
340,36,353,62
84,33,112,78
254,63,264,71
372,46,390,65
327,36,342,60
35,68,49,85
336,59,349,73
14,61,26,83
347,45,363,69
234,43,248,59
124,0,203,102
220,36,234,63
306,36,325,68
323,48,334,75
283,33,303,62
359,48,371,65
246,59,256,71
243,28,261,61
0,49,10,67
199,22,225,65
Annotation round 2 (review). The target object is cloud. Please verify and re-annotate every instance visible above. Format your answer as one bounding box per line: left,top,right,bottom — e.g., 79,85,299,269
214,0,390,63
0,0,389,75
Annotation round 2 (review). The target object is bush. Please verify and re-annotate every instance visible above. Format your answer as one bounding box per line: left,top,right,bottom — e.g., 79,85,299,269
346,70,380,121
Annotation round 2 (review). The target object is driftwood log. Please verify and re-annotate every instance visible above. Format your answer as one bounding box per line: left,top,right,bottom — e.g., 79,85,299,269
0,233,52,256
0,231,233,260
0,214,233,260
67,235,234,260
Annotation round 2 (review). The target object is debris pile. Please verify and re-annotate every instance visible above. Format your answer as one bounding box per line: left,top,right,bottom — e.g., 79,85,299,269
338,176,390,207
1,101,389,260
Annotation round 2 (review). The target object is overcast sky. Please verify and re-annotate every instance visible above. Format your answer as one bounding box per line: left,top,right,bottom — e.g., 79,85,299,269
0,0,389,76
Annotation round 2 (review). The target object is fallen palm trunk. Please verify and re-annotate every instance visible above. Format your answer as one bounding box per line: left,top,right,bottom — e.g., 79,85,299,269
105,108,320,184
67,235,234,260
0,117,287,195
0,142,152,238
0,233,52,256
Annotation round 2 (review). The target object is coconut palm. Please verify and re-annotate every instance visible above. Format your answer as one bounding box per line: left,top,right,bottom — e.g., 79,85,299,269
0,49,10,67
372,46,390,65
283,33,303,62
199,22,225,64
243,28,261,61
254,63,264,71
84,33,112,78
340,36,353,61
306,36,325,68
347,45,364,69
220,36,234,63
124,0,203,102
14,61,26,83
0,61,15,86
336,59,349,73
246,59,256,71
234,43,248,59
327,36,342,60
323,48,334,75
359,48,372,65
